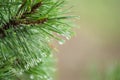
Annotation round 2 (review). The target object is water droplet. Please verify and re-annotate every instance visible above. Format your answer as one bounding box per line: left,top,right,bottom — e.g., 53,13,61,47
49,54,53,57
48,77,52,80
43,75,48,79
19,71,23,75
30,75,34,79
38,58,42,62
42,53,47,57
66,36,71,40
52,25,56,27
58,40,65,45
36,58,41,63
25,64,29,70
20,27,23,29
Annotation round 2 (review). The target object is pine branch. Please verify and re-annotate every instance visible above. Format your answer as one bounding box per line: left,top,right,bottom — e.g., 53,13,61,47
0,0,74,80
0,18,48,38
21,1,42,19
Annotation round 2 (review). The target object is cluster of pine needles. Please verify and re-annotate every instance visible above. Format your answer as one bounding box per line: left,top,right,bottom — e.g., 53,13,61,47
0,0,74,80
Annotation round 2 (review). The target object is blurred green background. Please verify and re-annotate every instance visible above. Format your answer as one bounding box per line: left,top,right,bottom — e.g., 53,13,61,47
57,0,120,80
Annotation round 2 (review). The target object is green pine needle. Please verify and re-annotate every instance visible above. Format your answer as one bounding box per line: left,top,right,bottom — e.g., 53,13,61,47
0,0,74,80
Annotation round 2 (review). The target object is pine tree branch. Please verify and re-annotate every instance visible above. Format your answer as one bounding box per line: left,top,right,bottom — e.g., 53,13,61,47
0,15,73,38
0,18,48,38
0,0,74,79
0,1,44,38
21,1,42,19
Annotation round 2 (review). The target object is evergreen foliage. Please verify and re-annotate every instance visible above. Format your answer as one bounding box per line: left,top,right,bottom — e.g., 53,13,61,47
0,0,73,80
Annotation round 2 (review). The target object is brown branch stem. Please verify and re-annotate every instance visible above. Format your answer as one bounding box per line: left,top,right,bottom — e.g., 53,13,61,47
0,18,48,38
21,2,42,19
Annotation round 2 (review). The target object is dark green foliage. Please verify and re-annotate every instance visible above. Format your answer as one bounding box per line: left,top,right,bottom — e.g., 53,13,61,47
0,0,73,80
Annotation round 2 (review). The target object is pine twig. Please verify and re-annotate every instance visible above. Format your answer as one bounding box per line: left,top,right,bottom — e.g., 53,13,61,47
21,1,42,19
0,18,48,38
